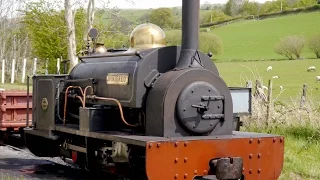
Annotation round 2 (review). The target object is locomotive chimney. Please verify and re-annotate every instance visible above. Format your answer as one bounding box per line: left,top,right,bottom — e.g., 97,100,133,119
175,0,202,70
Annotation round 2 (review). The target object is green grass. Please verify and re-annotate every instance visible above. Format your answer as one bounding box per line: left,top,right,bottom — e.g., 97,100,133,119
215,59,320,102
0,83,31,91
211,12,320,61
245,125,320,180
279,136,320,180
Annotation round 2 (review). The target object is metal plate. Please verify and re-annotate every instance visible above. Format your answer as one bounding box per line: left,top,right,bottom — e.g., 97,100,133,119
145,135,284,180
106,73,129,85
229,87,252,115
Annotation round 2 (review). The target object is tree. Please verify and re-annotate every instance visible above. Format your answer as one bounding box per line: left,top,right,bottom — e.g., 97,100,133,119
23,0,86,73
85,0,95,40
308,34,320,58
224,0,245,16
240,0,260,16
138,13,150,24
259,1,283,14
149,8,174,29
0,0,29,82
201,1,212,10
274,35,306,60
201,10,231,24
65,0,77,72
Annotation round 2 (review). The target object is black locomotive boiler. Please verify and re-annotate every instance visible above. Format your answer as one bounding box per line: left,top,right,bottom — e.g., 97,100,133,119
24,0,284,179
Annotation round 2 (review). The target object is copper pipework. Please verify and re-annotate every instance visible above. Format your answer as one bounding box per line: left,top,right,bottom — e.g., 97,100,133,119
63,86,85,125
87,95,137,127
83,86,93,107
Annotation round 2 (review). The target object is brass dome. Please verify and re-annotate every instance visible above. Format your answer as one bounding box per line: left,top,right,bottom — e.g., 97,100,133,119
95,43,107,53
129,23,166,51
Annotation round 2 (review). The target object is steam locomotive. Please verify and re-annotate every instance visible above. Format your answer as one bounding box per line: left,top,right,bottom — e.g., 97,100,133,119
24,0,284,179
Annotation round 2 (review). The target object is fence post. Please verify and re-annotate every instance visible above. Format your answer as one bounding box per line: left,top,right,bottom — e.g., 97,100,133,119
57,58,60,74
246,81,252,88
266,79,273,125
10,59,15,84
300,84,307,108
45,58,48,75
1,59,5,84
254,79,261,96
22,58,27,83
33,58,37,75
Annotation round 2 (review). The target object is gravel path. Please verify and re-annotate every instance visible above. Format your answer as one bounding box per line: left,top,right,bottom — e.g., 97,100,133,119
0,146,90,180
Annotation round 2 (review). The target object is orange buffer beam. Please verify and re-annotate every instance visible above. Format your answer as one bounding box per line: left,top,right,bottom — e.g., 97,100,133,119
145,136,284,180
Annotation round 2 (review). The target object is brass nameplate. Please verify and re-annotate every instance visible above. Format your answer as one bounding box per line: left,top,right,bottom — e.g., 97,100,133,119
106,73,129,85
41,97,48,110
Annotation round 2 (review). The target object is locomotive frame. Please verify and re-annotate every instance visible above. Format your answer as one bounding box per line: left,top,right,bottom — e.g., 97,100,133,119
24,0,284,179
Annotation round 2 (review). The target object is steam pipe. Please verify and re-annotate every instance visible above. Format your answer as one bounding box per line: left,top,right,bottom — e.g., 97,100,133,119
175,0,202,70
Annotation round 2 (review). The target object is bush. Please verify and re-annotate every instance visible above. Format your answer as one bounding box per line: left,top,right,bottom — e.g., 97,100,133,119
165,30,223,56
199,33,223,56
274,35,306,60
200,10,231,24
308,34,320,58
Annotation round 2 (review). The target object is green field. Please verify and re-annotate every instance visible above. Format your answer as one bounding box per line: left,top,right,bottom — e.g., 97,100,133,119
0,83,31,91
216,59,320,102
212,12,320,61
280,136,320,180
246,126,320,180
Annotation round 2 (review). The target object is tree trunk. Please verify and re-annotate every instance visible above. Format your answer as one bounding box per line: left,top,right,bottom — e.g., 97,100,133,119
84,0,95,41
65,0,77,72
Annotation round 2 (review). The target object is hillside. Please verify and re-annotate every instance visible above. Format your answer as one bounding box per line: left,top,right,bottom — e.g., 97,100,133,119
114,8,214,24
211,12,320,61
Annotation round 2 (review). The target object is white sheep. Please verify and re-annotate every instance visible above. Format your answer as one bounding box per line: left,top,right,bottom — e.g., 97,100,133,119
272,76,279,79
267,66,272,72
307,66,316,72
262,85,268,90
280,86,283,91
316,76,320,82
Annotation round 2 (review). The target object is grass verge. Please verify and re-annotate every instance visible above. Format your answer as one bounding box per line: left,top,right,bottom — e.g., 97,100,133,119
242,78,320,179
0,83,32,91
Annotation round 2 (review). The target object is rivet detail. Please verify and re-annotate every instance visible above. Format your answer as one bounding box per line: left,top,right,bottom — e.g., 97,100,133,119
184,173,188,178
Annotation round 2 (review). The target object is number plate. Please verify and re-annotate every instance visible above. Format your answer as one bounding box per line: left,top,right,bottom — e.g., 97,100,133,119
106,73,129,85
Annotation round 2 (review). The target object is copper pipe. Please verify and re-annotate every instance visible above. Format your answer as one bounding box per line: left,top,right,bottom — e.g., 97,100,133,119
63,86,85,125
76,96,84,106
74,86,84,97
63,86,73,125
88,95,137,127
83,86,93,107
